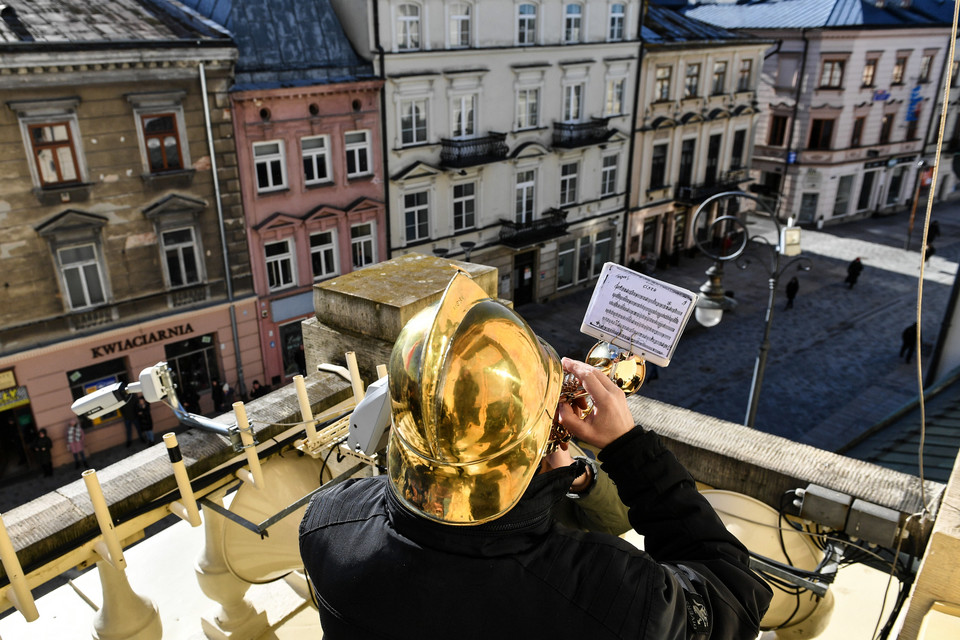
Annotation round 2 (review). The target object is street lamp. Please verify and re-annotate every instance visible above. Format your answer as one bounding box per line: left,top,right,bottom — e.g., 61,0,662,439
691,191,812,428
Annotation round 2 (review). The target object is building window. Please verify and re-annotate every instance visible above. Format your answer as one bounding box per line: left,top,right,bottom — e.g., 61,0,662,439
67,358,128,426
685,63,700,98
808,119,834,150
397,3,421,51
161,228,201,288
650,143,667,190
731,129,746,170
879,114,894,144
563,84,584,122
819,60,844,88
351,223,376,268
557,240,576,288
799,193,819,221
345,130,371,178
164,334,220,396
705,134,721,185
907,105,921,140
302,135,331,185
28,122,81,186
140,113,183,173
557,235,603,288
564,3,582,44
452,94,476,139
712,61,728,95
887,167,905,205
264,239,295,291
605,78,625,115
449,2,471,47
560,161,579,206
678,139,695,187
404,191,430,242
58,244,106,310
593,229,613,277
768,115,788,146
517,87,540,129
862,59,877,87
400,99,428,146
851,116,865,147
892,56,907,85
737,59,753,92
453,182,476,231
253,141,286,193
919,54,934,83
655,66,672,101
834,175,855,216
517,3,537,45
310,231,338,281
601,154,618,196
515,169,536,223
608,3,625,41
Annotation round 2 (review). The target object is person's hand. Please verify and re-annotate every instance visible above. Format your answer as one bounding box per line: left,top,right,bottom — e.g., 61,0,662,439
540,445,591,492
557,357,635,449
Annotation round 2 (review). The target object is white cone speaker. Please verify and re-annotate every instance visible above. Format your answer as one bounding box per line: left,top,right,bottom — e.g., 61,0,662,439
701,490,834,639
222,453,334,584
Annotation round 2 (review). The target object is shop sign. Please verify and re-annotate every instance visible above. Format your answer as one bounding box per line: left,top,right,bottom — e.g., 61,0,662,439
91,323,194,359
873,89,890,101
0,370,16,390
906,86,922,122
0,385,30,411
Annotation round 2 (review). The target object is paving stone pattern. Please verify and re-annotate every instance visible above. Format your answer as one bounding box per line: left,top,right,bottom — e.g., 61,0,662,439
523,205,959,448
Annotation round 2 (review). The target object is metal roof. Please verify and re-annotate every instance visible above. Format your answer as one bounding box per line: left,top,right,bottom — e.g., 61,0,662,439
175,0,373,88
644,5,762,44
682,0,956,30
0,0,229,46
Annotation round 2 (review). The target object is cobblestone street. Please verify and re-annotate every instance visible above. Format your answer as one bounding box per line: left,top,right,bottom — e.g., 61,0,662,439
523,202,960,448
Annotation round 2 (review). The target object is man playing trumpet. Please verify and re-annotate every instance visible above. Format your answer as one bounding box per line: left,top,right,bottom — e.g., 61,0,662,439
300,273,771,639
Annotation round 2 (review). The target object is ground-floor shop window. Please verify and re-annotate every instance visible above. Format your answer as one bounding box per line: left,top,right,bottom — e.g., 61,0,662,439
279,321,305,378
164,334,220,410
67,357,128,426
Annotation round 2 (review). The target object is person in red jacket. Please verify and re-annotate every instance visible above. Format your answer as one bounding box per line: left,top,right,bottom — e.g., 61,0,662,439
300,273,771,639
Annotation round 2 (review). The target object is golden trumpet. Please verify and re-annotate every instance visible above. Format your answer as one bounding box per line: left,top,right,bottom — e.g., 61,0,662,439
547,341,646,452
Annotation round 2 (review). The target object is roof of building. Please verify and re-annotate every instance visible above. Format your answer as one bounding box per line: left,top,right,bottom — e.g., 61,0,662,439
643,5,765,44
174,0,373,89
0,0,230,48
681,0,956,30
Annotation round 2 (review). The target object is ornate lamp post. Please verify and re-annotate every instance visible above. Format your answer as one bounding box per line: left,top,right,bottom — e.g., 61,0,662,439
691,191,812,428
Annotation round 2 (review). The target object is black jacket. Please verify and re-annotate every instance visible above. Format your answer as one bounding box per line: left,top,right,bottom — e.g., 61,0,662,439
300,427,771,639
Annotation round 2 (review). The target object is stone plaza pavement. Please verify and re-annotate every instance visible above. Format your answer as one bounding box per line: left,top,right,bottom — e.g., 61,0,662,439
521,203,960,451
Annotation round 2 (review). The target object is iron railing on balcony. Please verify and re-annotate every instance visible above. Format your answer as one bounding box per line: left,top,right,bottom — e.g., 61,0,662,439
552,117,614,149
674,168,753,205
440,132,509,168
499,208,569,248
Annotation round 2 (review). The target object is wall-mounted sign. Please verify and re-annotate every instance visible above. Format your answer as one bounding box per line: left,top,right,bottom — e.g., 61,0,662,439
0,370,16,391
873,89,890,101
787,150,797,164
906,86,923,122
91,323,194,359
0,386,30,411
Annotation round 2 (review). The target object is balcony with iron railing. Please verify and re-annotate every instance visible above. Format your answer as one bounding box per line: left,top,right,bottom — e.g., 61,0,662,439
674,168,753,205
439,132,509,169
552,117,614,149
499,208,569,248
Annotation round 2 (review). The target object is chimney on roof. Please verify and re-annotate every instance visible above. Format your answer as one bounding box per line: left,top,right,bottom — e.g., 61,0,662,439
1,4,34,42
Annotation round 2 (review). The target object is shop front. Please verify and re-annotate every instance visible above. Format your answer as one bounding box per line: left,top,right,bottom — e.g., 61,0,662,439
0,299,261,470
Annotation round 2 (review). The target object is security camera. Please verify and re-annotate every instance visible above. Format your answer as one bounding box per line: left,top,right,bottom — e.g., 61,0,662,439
70,382,130,420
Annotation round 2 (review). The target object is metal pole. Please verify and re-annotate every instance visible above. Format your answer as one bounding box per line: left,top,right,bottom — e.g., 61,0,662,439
745,275,778,428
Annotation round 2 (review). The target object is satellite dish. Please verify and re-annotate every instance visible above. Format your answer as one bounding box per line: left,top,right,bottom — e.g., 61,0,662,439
701,490,835,639
222,454,333,584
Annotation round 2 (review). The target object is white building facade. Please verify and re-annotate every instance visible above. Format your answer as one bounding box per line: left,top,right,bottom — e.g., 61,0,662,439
332,0,642,303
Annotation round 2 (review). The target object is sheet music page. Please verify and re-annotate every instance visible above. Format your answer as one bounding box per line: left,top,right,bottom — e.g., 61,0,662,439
580,263,698,368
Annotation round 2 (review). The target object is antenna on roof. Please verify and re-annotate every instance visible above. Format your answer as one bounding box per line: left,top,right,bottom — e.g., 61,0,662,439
0,4,35,42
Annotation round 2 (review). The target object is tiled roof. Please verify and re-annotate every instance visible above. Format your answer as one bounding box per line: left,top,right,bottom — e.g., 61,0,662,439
175,0,373,88
644,5,765,44
0,0,229,46
682,0,955,30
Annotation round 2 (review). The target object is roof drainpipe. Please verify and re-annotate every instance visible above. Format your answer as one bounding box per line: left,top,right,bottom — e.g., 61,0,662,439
200,61,247,398
372,0,392,260
778,28,809,221
622,0,647,265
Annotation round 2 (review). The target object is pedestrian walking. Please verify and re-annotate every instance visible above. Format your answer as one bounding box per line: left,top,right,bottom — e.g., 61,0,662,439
33,428,53,477
925,243,936,263
135,397,154,444
930,220,941,243
295,344,307,377
900,322,918,364
210,377,225,413
121,398,143,446
845,257,864,288
785,276,799,309
66,419,88,469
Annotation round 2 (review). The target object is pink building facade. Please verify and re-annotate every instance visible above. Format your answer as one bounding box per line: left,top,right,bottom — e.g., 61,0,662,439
232,82,386,387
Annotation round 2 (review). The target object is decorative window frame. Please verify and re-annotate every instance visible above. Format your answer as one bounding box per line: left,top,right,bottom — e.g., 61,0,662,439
446,1,474,49
344,130,373,178
264,237,298,293
9,97,89,193
393,78,434,148
309,229,340,281
516,2,540,47
301,134,333,186
513,67,546,131
607,2,626,42
35,209,112,313
126,90,191,177
452,178,478,232
563,3,584,45
142,193,208,291
252,140,288,193
350,221,378,268
395,1,425,52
